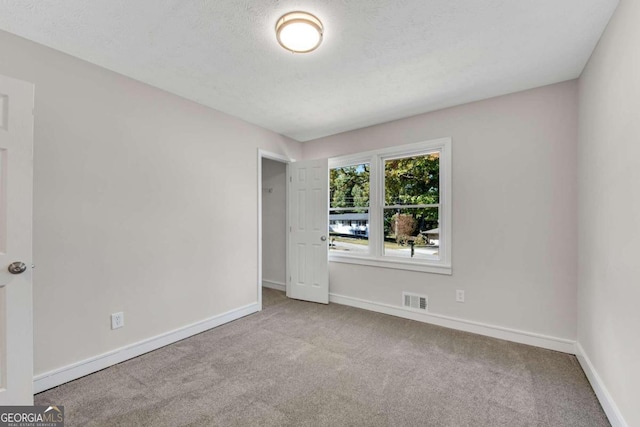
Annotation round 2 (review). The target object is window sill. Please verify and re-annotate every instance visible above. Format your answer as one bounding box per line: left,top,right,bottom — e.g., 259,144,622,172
328,254,452,275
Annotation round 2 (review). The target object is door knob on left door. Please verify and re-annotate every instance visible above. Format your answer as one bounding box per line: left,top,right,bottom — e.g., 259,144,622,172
8,262,27,275
321,236,327,241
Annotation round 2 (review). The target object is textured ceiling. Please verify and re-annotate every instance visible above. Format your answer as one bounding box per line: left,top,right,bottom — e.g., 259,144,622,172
0,0,618,141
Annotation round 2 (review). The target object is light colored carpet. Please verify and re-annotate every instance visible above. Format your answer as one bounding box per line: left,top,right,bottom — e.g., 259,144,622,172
36,289,609,426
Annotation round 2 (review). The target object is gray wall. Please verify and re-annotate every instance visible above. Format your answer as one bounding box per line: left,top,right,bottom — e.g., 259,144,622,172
303,81,579,342
0,29,301,375
578,0,639,425
261,158,286,287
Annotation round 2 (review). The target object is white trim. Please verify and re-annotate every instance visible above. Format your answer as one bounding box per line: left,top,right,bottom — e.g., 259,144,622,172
329,254,452,275
575,342,628,427
259,149,292,164
262,280,286,292
33,303,258,393
329,293,575,354
257,149,292,310
285,163,291,298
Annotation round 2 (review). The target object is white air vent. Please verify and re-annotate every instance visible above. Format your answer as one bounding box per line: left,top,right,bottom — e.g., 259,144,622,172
402,292,428,312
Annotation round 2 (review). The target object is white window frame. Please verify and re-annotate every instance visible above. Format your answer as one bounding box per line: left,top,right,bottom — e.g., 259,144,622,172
329,137,452,275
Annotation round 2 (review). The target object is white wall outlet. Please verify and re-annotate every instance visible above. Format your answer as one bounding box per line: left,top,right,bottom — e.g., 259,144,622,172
111,312,124,330
456,290,465,303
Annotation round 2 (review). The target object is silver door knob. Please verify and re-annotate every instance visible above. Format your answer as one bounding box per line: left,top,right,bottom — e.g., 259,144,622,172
320,236,327,241
8,262,27,275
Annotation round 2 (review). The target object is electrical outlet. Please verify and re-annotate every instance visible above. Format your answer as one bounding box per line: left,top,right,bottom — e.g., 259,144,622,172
456,290,465,303
111,312,124,330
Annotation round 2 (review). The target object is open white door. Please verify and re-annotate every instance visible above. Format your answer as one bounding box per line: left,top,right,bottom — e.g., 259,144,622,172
288,159,329,304
0,74,35,405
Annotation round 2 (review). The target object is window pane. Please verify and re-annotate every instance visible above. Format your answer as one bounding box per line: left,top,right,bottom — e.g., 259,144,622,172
329,209,369,253
330,164,370,209
383,207,439,260
384,153,439,205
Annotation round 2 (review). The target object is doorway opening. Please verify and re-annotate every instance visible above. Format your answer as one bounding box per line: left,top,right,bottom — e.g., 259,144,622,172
257,150,290,310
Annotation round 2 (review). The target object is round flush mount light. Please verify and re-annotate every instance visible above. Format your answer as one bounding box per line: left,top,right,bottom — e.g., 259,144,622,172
275,11,323,53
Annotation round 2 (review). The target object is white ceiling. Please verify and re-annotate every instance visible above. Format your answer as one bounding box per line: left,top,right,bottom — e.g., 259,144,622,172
0,0,618,141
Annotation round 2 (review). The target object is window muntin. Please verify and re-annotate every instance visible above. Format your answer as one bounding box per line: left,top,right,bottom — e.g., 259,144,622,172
328,138,451,274
329,163,370,253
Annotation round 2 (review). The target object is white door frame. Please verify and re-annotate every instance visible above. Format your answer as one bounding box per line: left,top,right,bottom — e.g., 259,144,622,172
257,149,292,310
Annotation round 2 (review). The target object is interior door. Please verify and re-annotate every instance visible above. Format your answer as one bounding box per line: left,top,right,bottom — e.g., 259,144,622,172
0,74,35,405
288,159,329,304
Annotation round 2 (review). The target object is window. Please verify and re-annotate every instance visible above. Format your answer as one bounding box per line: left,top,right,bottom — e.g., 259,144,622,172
329,163,370,253
329,138,451,274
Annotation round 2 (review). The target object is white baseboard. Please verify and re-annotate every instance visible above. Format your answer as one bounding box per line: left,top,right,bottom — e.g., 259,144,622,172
329,293,576,354
575,342,628,427
33,303,259,394
262,280,286,292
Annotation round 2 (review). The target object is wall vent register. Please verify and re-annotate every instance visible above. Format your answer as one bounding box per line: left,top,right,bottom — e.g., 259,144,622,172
403,292,428,312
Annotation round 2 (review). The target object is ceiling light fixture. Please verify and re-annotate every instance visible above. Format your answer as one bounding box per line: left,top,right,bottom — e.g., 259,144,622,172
275,11,323,53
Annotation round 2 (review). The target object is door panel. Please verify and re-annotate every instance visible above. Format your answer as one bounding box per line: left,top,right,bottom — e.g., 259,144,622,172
288,159,328,304
0,74,34,405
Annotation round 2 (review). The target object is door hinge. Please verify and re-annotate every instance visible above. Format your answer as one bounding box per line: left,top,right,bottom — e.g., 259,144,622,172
289,176,292,182
290,226,292,232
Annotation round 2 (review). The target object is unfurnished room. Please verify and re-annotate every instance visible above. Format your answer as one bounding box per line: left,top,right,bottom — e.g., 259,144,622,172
0,0,638,426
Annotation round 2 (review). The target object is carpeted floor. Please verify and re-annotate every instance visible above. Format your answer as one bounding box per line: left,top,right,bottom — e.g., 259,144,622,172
36,288,609,426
